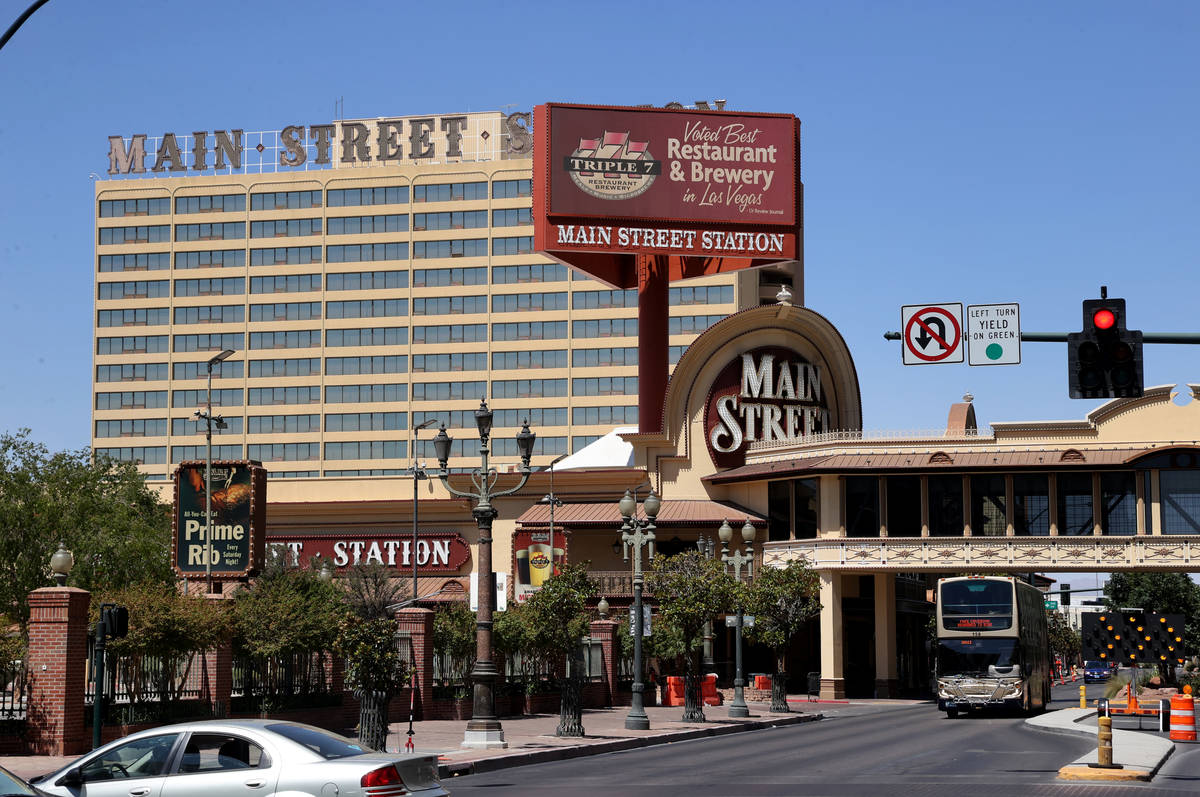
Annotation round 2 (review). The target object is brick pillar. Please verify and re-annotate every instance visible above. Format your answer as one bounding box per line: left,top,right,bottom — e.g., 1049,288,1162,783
395,608,434,720
202,640,233,718
590,619,618,706
26,587,91,755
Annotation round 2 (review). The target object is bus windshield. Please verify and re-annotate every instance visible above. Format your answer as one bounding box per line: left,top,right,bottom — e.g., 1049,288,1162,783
937,638,1018,677
940,580,1013,631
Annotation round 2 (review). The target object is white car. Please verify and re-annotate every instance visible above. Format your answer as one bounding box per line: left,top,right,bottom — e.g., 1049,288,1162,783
30,719,447,797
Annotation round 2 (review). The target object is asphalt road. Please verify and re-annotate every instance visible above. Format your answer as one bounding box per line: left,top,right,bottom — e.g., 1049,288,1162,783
447,695,1200,796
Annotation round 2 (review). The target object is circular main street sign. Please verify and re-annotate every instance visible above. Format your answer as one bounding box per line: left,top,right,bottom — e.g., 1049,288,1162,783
901,303,964,365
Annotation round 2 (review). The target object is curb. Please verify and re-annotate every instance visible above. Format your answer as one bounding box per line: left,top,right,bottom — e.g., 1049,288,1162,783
1025,708,1174,782
438,712,822,777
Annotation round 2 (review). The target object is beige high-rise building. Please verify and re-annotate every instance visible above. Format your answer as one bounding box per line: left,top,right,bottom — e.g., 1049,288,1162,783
91,110,798,481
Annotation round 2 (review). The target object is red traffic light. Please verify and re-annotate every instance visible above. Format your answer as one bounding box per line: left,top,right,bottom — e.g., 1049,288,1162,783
1092,308,1116,330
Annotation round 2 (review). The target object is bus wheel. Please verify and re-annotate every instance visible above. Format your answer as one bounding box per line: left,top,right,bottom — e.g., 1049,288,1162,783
946,708,958,719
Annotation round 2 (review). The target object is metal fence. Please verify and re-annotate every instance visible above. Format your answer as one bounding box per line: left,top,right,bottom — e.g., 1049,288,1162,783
1,658,27,721
231,651,337,712
84,641,204,708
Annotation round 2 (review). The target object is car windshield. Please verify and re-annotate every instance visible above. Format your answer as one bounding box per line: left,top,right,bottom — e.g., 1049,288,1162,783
1084,660,1106,669
940,580,1013,631
0,767,35,796
266,724,373,759
936,638,1017,677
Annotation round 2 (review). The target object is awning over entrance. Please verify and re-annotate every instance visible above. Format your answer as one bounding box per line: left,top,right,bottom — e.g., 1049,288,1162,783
516,499,764,528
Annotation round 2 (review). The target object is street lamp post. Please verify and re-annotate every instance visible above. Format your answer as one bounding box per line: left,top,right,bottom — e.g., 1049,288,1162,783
619,488,659,730
193,348,234,595
696,533,716,675
545,453,566,576
431,400,536,749
719,519,756,718
409,418,439,605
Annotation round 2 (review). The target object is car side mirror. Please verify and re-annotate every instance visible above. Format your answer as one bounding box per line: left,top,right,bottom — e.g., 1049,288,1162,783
57,767,82,788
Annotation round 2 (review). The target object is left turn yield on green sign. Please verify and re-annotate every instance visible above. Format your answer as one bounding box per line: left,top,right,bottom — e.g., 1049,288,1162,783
901,303,964,365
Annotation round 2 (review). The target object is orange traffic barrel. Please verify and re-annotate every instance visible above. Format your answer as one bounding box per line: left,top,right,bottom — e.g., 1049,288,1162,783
1169,693,1197,742
665,676,685,706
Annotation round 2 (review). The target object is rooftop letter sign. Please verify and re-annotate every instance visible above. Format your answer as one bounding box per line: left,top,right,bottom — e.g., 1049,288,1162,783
533,103,803,288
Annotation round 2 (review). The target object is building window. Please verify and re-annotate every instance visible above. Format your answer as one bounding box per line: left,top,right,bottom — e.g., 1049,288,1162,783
249,302,322,322
492,179,531,199
970,475,1007,537
414,353,487,372
325,383,407,404
413,381,487,401
251,274,321,294
413,238,488,259
247,358,320,378
492,293,567,313
248,386,320,405
100,252,171,272
251,218,322,238
247,414,319,434
493,321,567,341
95,391,167,410
176,194,246,214
669,315,724,335
248,443,320,461
927,475,963,537
173,333,244,353
101,198,170,217
325,356,407,375
250,190,321,210
174,249,245,269
171,444,243,463
326,299,408,319
767,478,819,542
572,405,636,426
491,379,567,398
327,327,408,347
174,222,245,242
249,330,321,349
1013,475,1050,536
172,388,242,408
886,476,922,537
572,348,637,367
1101,471,1137,535
492,263,566,284
412,181,486,203
571,377,637,396
413,324,486,344
95,418,168,438
572,435,601,453
173,305,244,325
174,278,245,297
669,285,734,305
494,436,566,456
99,225,170,245
172,416,243,436
845,476,879,538
327,186,408,207
325,412,407,432
97,335,169,355
172,360,243,380
412,210,487,231
326,243,408,263
489,408,567,428
492,236,534,256
414,266,487,287
99,280,170,300
1160,470,1200,534
328,213,408,235
571,319,637,339
492,350,567,370
491,208,531,227
94,446,166,465
1056,473,1093,535
414,296,487,315
573,289,637,309
98,308,169,327
324,441,407,460
250,247,322,266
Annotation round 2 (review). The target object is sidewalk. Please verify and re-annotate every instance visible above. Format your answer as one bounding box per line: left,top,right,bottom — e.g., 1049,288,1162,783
0,696,823,781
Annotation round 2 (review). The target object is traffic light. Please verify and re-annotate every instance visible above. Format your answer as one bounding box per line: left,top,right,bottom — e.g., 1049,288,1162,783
1061,583,1070,606
1068,296,1143,399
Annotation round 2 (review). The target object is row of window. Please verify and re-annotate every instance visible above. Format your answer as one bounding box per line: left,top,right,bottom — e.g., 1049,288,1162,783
766,470,1200,541
100,181,532,221
96,407,634,438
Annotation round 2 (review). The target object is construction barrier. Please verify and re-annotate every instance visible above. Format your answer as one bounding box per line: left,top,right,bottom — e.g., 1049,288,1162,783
702,674,721,706
754,675,772,691
665,676,685,707
1169,692,1197,743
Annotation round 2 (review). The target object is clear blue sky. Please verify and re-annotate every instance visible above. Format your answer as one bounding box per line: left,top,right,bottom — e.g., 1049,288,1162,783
1,0,1197,452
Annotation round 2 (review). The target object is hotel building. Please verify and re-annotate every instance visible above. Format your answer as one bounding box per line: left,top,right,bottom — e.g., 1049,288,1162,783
91,110,799,480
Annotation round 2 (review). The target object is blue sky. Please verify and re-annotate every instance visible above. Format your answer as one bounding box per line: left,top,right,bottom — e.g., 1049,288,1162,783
0,0,1197,452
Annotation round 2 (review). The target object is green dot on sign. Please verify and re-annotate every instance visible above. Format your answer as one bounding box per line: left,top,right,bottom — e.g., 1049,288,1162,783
986,343,1004,360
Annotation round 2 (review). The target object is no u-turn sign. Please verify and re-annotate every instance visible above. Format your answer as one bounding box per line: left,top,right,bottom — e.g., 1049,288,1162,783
901,303,964,365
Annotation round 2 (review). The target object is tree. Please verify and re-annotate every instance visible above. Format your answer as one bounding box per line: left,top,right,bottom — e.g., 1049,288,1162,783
0,430,173,631
432,603,476,690
646,551,737,721
744,560,821,711
229,560,346,711
1046,610,1080,668
1104,572,1200,655
522,563,597,737
98,581,228,719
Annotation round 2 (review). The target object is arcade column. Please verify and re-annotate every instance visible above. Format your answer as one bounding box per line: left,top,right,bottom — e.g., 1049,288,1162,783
636,254,669,434
874,573,899,698
818,570,845,700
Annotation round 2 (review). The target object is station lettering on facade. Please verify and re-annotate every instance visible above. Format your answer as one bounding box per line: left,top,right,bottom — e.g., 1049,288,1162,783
269,532,470,572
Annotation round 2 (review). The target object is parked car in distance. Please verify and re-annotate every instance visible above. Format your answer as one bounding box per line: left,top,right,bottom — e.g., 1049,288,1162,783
0,763,45,796
1083,659,1112,683
28,719,447,797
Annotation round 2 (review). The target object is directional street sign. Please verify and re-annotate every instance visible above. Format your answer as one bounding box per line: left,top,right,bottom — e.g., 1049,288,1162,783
901,303,964,365
1044,600,1058,611
967,303,1021,366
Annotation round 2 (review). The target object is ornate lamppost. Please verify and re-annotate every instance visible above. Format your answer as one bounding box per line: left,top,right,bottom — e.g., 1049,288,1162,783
619,488,659,730
431,400,536,749
719,519,756,718
696,533,716,675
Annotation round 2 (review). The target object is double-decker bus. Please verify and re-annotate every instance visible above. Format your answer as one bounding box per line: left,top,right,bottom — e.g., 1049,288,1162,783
935,575,1051,718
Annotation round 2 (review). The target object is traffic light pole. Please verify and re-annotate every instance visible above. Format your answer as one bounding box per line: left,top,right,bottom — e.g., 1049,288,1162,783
884,331,1200,344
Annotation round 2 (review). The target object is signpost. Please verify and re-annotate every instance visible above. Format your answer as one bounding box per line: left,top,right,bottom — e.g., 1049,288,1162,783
901,303,964,365
967,303,1021,365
